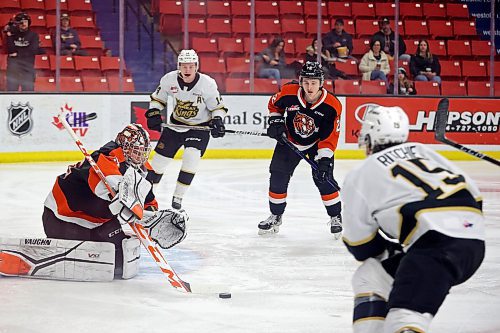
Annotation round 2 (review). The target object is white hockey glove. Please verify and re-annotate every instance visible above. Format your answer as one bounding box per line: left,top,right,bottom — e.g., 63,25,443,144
138,209,188,249
109,167,152,224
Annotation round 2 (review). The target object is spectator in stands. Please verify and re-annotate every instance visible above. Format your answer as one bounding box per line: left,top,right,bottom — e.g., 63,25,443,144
258,37,286,81
372,17,410,61
306,39,348,80
57,13,87,56
322,18,356,62
102,48,112,57
389,67,416,95
3,12,39,91
359,39,390,86
410,39,441,85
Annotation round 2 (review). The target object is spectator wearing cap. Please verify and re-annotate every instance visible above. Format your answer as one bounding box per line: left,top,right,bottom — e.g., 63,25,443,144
372,17,410,62
322,18,356,62
3,12,39,91
56,14,87,56
359,39,390,86
305,39,348,80
389,67,416,95
410,39,441,84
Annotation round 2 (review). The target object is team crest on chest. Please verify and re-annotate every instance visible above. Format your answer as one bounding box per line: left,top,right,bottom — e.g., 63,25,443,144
292,111,316,138
174,98,199,119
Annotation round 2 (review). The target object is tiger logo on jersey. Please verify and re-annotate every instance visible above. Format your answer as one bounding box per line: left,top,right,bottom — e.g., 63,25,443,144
174,99,199,119
293,111,317,138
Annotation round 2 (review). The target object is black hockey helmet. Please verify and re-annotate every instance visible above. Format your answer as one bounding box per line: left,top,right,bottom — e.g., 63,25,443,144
299,61,324,86
14,12,31,26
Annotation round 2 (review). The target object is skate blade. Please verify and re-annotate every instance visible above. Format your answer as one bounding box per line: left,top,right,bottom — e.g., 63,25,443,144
258,226,280,235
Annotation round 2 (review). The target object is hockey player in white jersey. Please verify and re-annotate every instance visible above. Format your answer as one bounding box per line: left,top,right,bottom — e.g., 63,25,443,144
145,49,228,210
342,105,485,333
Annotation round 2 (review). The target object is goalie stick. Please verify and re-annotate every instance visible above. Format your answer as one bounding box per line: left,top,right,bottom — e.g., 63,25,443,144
434,98,500,167
162,123,267,137
57,111,192,293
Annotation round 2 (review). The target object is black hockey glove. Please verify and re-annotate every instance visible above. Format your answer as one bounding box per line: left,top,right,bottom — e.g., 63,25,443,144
315,157,334,183
267,116,286,143
145,108,162,133
209,116,225,138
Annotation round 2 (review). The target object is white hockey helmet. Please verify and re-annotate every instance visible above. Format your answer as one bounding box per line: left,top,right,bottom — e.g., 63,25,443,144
355,105,409,154
116,123,151,168
177,49,199,70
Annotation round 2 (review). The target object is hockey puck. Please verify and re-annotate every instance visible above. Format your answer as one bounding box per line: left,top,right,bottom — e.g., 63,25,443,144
218,292,231,299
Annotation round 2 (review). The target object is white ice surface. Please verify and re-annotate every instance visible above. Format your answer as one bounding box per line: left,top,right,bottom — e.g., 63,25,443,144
0,159,499,333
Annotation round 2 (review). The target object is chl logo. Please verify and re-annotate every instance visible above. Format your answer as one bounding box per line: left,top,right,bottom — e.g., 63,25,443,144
7,102,33,137
293,111,316,138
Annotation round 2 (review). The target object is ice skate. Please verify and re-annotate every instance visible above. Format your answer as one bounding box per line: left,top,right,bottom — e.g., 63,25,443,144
328,214,343,240
172,196,182,210
258,214,282,235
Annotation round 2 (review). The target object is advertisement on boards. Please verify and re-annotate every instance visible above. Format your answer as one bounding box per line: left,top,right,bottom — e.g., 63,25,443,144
345,97,499,146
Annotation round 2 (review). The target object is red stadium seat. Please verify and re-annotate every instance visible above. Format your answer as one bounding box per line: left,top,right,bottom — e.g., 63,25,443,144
461,60,487,79
441,81,466,96
82,76,108,92
182,18,206,35
356,20,379,37
447,40,471,58
60,76,83,92
352,38,370,56
295,38,313,56
428,20,453,39
225,78,250,93
231,18,250,35
254,78,280,93
328,2,352,18
305,19,331,37
79,35,104,56
2,0,21,13
361,81,387,95
446,3,470,20
231,1,250,17
414,81,440,96
20,0,45,12
199,57,226,74
427,40,447,57
375,3,394,18
226,57,251,76
351,2,375,19
45,0,68,12
279,1,304,18
74,56,101,76
243,37,272,54
467,81,492,96
158,0,182,15
440,60,462,80
100,56,122,72
486,61,500,78
207,1,230,17
423,3,446,19
67,0,93,14
336,60,359,77
453,20,478,39
107,76,135,92
256,18,281,36
34,77,57,92
303,1,327,18
206,18,232,36
281,18,306,37
404,20,429,38
49,55,75,72
218,37,245,55
400,3,423,19
34,54,50,70
471,40,493,58
188,1,207,17
160,14,181,35
334,80,360,94
192,37,218,55
0,54,7,70
255,1,279,18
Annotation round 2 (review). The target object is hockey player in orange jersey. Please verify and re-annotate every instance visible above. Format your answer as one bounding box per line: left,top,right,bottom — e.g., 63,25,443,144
258,61,343,238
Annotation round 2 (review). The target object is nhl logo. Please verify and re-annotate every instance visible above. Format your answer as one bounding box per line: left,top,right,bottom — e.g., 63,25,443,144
7,102,33,137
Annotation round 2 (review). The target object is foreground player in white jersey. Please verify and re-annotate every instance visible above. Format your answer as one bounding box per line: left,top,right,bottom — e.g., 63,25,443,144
342,106,485,333
145,49,228,210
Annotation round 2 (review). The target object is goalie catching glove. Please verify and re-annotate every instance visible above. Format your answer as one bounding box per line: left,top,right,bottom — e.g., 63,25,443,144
109,167,152,224
138,209,188,249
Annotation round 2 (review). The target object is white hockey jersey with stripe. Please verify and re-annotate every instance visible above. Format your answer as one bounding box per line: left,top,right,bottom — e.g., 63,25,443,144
342,142,485,254
149,71,227,126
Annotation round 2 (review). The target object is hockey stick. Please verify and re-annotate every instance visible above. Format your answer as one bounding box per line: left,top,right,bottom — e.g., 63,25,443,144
434,98,500,167
162,123,267,137
57,111,192,293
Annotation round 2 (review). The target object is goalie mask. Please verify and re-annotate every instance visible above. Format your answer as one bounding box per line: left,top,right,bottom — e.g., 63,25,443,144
116,124,151,168
355,105,409,155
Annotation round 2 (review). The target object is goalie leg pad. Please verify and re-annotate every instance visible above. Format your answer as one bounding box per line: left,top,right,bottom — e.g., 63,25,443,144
121,235,141,279
352,258,394,333
0,237,115,282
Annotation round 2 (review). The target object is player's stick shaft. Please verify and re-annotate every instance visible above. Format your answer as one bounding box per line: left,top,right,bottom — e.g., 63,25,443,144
162,123,267,137
57,111,192,293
